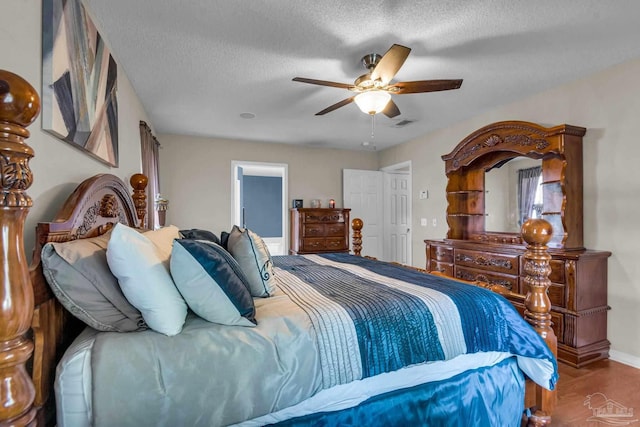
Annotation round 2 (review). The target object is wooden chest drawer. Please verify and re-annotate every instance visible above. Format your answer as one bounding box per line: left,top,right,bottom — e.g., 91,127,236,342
303,212,345,223
429,260,453,277
302,238,327,252
455,249,519,275
324,237,347,251
430,245,454,263
303,224,324,237
326,224,346,237
455,266,518,292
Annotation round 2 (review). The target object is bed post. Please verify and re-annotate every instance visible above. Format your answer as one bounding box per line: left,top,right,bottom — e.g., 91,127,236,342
130,173,148,228
521,218,557,426
0,70,39,425
351,218,363,256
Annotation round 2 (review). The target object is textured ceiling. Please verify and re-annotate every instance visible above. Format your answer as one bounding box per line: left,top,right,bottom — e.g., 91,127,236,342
85,0,640,151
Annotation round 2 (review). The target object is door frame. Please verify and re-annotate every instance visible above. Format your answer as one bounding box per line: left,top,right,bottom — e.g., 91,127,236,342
381,160,412,266
230,161,289,254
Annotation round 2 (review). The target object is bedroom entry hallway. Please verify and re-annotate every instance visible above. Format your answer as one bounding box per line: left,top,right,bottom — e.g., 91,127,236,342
231,161,288,255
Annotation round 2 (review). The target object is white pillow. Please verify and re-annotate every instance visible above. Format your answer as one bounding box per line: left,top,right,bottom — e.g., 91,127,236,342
227,226,276,297
106,223,187,336
143,225,180,264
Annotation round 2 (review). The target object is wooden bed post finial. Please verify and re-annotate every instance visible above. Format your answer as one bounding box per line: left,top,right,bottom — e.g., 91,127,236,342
521,218,557,426
0,70,39,425
351,218,363,256
130,173,148,228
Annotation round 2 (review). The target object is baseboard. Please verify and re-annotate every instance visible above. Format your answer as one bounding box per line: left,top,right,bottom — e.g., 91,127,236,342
609,350,640,369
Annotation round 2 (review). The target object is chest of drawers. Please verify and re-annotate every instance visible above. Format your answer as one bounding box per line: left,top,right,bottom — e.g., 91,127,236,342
426,239,611,367
290,208,350,254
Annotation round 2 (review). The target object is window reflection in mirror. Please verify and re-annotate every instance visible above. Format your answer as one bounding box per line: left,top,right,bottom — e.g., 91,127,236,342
484,158,543,233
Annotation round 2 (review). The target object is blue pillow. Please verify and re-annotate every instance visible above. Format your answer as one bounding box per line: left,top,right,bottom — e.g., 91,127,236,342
170,239,256,326
179,229,220,245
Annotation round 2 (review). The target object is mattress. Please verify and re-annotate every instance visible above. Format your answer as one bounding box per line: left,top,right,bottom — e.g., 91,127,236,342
55,326,514,427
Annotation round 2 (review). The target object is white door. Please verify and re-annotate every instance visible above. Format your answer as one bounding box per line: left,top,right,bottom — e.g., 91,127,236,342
384,172,412,265
342,169,384,259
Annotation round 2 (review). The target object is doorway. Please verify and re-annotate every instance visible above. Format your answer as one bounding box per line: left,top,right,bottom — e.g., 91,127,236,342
343,161,412,264
231,161,288,255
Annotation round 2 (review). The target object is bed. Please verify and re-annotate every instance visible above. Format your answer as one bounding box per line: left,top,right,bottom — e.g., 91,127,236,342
0,69,557,426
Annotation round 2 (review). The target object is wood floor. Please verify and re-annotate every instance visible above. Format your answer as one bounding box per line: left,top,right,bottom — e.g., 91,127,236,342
553,359,640,426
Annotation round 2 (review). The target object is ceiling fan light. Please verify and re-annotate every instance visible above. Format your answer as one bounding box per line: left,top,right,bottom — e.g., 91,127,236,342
354,91,391,115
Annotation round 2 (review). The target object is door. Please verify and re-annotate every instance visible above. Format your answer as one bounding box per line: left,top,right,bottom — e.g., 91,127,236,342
384,171,411,265
342,169,384,259
232,161,288,255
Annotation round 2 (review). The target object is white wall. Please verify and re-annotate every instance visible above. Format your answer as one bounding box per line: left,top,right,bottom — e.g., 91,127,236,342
4,0,151,258
158,134,378,234
379,57,640,361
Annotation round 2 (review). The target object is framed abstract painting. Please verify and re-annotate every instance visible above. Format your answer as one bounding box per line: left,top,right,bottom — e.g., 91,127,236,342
42,0,119,167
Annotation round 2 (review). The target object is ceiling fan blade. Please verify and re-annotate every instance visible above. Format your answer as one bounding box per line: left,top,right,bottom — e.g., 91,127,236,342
370,44,411,85
383,99,401,118
315,97,355,115
293,77,354,90
389,79,463,94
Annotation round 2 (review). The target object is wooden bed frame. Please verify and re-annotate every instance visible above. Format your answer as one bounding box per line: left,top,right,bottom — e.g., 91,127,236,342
0,69,556,426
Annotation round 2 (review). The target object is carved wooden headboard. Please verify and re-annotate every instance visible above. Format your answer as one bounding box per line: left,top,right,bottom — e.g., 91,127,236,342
0,69,146,425
28,173,143,425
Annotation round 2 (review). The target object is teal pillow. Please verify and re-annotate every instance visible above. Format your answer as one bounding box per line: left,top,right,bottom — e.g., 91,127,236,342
227,226,277,297
170,239,256,326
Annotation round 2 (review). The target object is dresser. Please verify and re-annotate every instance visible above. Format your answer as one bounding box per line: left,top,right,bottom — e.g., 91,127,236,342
289,208,351,254
426,121,611,367
425,239,610,367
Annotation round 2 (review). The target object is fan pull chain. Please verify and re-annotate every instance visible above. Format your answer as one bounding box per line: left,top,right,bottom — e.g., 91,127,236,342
370,114,375,139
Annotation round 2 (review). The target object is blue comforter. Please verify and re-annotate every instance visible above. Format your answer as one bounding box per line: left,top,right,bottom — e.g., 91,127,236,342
273,253,557,390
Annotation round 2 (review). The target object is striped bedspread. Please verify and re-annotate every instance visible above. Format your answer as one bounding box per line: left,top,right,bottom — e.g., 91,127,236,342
272,253,557,390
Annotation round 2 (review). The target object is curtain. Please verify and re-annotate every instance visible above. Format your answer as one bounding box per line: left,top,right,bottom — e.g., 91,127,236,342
517,166,542,227
139,121,161,229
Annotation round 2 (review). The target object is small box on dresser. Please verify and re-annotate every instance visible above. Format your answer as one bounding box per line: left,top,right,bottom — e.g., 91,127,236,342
290,208,351,254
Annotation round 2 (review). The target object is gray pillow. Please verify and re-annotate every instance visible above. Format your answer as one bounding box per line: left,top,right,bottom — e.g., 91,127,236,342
227,225,277,297
41,231,145,332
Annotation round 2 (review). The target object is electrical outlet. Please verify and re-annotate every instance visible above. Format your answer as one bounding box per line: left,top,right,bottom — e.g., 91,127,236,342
420,218,427,226
432,218,437,227
419,190,428,200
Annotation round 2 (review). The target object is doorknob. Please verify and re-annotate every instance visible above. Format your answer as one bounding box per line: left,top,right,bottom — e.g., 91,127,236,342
407,228,410,233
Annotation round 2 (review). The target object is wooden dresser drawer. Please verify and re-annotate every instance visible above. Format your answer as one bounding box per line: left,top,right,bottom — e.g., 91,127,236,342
303,224,325,237
303,211,345,223
324,237,347,251
430,245,454,263
455,249,519,275
326,224,346,237
302,238,327,252
429,260,453,277
455,266,518,292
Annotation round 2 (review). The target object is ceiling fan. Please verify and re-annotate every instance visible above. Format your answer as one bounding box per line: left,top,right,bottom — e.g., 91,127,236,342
293,44,463,118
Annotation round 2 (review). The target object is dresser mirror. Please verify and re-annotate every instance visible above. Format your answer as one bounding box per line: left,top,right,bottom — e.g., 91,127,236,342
441,121,586,249
484,157,542,234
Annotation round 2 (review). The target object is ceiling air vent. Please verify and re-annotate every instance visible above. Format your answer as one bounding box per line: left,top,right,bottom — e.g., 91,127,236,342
392,119,414,128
